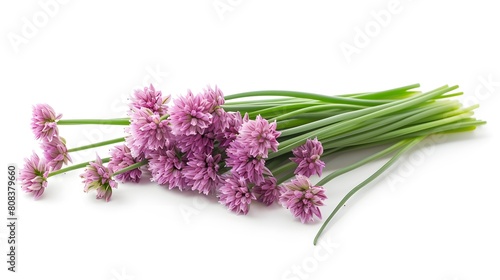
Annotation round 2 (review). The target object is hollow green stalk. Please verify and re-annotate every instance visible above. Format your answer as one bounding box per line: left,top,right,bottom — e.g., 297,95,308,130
67,137,125,153
272,86,457,158
58,119,130,125
48,157,111,177
279,85,456,138
320,102,463,148
225,90,391,106
112,160,148,176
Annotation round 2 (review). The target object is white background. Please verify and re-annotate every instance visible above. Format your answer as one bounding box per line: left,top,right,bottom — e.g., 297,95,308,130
1,1,499,279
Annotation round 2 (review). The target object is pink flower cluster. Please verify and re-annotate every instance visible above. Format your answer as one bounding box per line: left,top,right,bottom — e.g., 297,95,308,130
81,154,117,202
20,104,72,199
122,85,327,220
30,104,72,171
20,84,329,223
279,175,327,223
130,85,284,215
291,137,325,177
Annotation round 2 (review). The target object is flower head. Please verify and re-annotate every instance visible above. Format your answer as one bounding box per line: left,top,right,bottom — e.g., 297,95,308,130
203,85,229,133
126,107,172,158
226,140,269,185
218,176,256,215
108,144,142,183
168,90,213,136
253,176,280,206
20,153,50,199
129,84,169,115
203,85,225,111
291,138,325,177
184,153,222,195
210,110,229,137
238,115,280,158
279,175,327,223
218,112,248,149
81,154,118,202
176,132,215,158
31,104,62,142
148,144,188,190
40,136,72,171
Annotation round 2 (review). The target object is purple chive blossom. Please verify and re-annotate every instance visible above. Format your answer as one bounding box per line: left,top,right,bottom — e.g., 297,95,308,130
20,153,50,199
176,132,215,157
129,84,169,115
218,176,256,215
253,176,280,206
31,104,62,142
226,140,269,185
40,136,72,171
238,115,280,158
218,112,248,149
204,86,229,134
108,144,142,183
184,153,222,195
126,107,172,158
148,144,189,190
203,85,225,111
168,90,213,136
279,175,327,223
291,137,326,177
209,110,229,137
81,154,118,202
